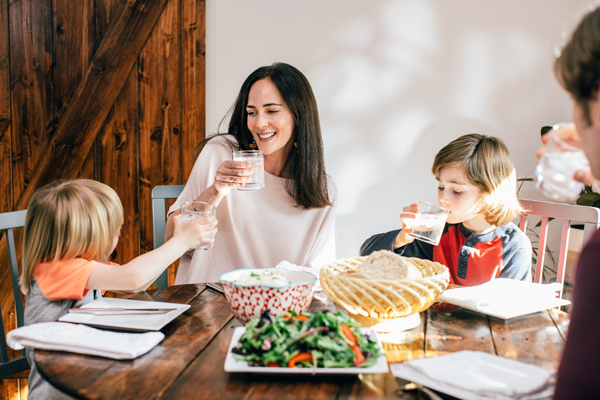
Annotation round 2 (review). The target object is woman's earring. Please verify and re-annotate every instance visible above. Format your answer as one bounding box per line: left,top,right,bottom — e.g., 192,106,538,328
294,142,299,153
249,138,257,149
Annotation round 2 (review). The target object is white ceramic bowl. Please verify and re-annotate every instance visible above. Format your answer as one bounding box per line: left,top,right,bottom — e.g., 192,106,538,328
219,268,317,323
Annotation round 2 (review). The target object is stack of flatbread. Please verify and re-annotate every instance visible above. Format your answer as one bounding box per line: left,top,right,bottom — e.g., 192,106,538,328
342,250,423,280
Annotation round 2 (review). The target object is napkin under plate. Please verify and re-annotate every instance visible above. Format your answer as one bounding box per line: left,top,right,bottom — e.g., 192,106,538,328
7,322,164,360
391,350,555,400
438,279,570,319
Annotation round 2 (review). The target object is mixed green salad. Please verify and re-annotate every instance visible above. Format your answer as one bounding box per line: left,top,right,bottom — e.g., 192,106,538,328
231,310,382,368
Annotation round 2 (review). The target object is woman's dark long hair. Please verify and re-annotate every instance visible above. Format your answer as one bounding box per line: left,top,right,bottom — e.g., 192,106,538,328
195,63,331,210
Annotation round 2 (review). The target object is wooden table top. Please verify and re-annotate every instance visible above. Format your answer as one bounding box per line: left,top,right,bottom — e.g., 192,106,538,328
34,284,569,399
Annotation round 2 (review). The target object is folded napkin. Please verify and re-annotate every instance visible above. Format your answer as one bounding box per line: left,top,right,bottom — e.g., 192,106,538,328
275,261,327,301
8,322,164,360
438,279,570,319
391,351,555,400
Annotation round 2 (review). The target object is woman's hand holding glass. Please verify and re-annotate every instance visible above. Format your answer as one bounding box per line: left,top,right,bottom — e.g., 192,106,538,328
171,213,218,251
211,160,254,197
393,203,419,249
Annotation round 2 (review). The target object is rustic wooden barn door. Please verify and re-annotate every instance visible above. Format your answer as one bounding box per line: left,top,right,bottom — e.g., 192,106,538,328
0,0,205,396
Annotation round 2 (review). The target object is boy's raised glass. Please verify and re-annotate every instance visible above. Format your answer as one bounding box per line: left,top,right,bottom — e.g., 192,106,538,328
180,201,216,249
405,201,449,246
233,150,264,190
535,123,589,202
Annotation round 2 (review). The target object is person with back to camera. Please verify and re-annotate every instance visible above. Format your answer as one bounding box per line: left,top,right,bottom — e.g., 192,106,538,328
361,134,532,286
549,6,600,399
164,62,336,284
20,179,217,400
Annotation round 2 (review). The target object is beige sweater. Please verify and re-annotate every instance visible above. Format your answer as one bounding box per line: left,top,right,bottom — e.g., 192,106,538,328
169,135,337,284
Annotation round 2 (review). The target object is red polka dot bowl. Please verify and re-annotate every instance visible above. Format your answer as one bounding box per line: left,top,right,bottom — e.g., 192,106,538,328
219,268,317,323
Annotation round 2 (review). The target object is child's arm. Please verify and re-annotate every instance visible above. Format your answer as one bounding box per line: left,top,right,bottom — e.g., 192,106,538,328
361,203,418,254
85,215,218,292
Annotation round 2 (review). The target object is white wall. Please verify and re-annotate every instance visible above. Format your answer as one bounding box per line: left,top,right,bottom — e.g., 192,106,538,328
206,0,595,259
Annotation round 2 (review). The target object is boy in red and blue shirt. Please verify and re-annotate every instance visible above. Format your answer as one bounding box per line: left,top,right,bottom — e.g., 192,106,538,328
361,134,532,286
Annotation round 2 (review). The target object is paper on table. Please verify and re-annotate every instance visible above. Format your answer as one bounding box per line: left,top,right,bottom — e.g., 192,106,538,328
7,322,164,360
438,279,570,319
391,351,555,400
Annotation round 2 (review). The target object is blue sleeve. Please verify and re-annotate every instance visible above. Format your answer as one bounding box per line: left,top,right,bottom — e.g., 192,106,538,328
498,224,532,282
360,230,399,256
360,229,434,260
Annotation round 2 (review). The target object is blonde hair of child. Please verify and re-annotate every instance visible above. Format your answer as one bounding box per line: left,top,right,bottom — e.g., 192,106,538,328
431,134,523,227
20,179,124,294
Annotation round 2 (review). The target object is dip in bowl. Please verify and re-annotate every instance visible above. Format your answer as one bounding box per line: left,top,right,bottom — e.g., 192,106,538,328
220,268,317,323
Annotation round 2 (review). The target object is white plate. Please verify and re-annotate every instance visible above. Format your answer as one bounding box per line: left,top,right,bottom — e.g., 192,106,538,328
224,327,389,374
59,298,190,332
390,351,554,400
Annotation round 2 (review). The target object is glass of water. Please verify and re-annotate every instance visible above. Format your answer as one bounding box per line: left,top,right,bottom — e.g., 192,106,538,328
535,123,589,202
405,201,449,246
233,150,264,190
180,201,216,249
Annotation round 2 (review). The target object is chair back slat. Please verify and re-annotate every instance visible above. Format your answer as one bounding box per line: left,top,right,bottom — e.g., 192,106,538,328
520,199,600,296
151,185,185,288
0,209,29,377
555,220,571,299
534,216,550,284
6,229,24,327
519,213,528,233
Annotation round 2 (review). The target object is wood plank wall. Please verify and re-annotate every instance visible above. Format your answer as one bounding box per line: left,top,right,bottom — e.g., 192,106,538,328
0,0,205,397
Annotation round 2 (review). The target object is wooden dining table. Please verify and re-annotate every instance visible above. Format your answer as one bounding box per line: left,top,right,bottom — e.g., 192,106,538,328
34,284,569,399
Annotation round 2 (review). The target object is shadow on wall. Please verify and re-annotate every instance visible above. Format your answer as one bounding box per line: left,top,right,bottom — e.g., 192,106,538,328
306,0,580,259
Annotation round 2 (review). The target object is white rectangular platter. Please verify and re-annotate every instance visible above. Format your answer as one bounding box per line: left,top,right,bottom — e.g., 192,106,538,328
224,327,389,374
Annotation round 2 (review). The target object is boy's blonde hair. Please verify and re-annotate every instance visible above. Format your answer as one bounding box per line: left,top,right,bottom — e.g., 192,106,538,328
20,179,124,294
431,134,523,227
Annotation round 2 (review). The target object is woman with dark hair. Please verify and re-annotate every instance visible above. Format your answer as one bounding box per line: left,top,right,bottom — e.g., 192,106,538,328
165,63,336,283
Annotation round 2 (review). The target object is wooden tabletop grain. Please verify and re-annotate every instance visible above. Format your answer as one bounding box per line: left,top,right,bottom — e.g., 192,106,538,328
33,284,569,399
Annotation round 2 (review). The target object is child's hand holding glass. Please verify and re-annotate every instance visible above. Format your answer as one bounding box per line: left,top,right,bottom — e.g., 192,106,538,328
394,201,449,248
393,203,419,249
172,212,218,251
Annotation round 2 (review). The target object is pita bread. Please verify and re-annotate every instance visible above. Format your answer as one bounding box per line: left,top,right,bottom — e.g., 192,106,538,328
359,250,423,280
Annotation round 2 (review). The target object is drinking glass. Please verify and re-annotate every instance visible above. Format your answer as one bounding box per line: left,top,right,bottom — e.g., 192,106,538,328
535,123,589,202
180,201,216,249
405,201,449,246
233,150,264,190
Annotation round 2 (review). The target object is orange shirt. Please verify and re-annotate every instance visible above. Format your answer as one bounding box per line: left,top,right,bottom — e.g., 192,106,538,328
33,258,111,301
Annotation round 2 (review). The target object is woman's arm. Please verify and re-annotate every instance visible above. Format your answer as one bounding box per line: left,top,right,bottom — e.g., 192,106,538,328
87,215,218,292
165,159,252,242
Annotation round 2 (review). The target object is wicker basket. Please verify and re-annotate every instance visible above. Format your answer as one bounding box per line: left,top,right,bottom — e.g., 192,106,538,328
320,256,449,319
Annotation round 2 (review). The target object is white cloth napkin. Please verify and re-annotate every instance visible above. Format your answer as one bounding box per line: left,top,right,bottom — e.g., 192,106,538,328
391,351,555,400
438,279,570,319
7,322,164,360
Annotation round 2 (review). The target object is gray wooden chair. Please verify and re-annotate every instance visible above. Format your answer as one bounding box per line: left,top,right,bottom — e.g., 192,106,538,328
152,185,185,288
0,210,30,378
519,199,600,298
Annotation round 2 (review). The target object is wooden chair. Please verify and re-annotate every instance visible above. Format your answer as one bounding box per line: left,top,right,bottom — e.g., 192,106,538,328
0,210,30,378
519,199,600,298
151,185,185,288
